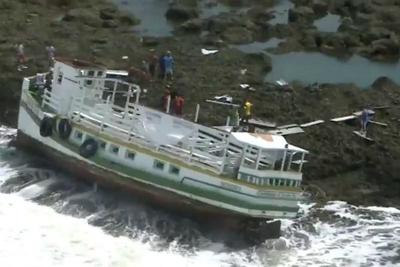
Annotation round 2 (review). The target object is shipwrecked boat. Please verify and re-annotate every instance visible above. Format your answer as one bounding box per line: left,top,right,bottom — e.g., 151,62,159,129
17,58,308,243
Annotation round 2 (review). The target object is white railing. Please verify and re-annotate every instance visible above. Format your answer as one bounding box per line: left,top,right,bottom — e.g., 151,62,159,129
34,75,239,175
67,95,227,173
21,78,42,117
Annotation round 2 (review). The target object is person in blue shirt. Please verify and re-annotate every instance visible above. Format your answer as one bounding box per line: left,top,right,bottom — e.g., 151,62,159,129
163,51,174,81
158,52,166,79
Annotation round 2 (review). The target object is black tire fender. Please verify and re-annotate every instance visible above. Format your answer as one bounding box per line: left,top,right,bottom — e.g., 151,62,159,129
79,138,98,158
39,117,53,137
58,118,72,140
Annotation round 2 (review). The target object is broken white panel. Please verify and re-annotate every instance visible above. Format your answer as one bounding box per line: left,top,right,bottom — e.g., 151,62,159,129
201,48,219,55
300,120,324,127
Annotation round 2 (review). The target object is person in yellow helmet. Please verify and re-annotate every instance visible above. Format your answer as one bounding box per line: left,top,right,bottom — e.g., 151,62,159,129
241,98,253,124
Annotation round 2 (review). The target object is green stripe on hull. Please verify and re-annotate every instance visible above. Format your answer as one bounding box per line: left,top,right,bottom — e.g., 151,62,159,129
54,134,297,213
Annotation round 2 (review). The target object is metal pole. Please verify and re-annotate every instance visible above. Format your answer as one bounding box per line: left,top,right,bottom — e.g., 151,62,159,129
299,152,305,172
194,104,200,122
111,80,117,105
124,86,132,117
288,152,295,171
166,95,171,113
255,148,262,170
280,149,287,171
135,86,141,104
226,116,230,126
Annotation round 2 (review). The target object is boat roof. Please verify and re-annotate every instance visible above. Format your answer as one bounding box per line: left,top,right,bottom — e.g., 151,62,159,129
106,69,129,76
55,57,106,70
231,132,308,153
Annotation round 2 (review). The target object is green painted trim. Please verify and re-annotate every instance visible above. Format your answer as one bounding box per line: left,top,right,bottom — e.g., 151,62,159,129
52,132,297,212
73,122,301,193
238,172,301,192
183,177,302,202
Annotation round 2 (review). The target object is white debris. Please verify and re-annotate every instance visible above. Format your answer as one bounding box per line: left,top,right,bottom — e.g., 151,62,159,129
276,79,289,86
201,48,219,55
213,95,233,103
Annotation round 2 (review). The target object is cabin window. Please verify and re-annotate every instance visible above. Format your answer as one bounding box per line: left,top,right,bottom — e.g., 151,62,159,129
74,130,83,140
57,71,63,84
153,160,165,170
169,165,180,175
109,144,119,155
274,179,279,186
99,141,107,150
97,71,103,77
85,79,93,86
279,179,285,187
125,150,136,160
88,70,95,77
286,179,291,187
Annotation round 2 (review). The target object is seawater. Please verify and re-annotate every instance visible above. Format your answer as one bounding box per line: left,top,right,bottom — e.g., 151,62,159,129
0,125,399,267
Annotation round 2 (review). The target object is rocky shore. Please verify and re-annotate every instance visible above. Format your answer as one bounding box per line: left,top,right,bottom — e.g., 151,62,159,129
0,0,399,207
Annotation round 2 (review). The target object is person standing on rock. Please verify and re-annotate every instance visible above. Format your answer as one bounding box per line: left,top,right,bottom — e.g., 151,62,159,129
360,107,373,136
163,51,174,81
16,43,27,71
158,52,166,80
173,93,184,116
46,45,56,67
162,85,172,112
147,49,158,80
241,98,253,125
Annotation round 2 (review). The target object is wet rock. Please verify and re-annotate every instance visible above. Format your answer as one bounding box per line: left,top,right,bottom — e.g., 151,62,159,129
0,0,15,9
91,37,108,44
118,13,139,26
141,36,160,47
312,0,329,16
180,18,203,33
372,76,397,90
200,33,225,46
288,6,314,23
245,52,272,72
222,26,253,44
99,7,117,20
102,20,118,28
338,16,356,32
342,32,362,48
354,12,374,24
300,30,318,48
166,5,198,21
371,38,400,56
247,7,274,26
63,8,102,27
50,0,77,6
360,27,393,44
